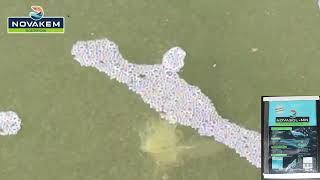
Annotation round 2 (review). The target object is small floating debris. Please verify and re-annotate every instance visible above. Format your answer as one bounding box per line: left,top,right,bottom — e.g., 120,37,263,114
318,0,320,9
212,64,217,68
162,174,169,180
0,111,22,136
265,11,270,16
90,32,95,36
251,48,259,53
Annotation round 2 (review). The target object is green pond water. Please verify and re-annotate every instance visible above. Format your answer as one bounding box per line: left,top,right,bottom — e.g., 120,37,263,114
1,0,320,179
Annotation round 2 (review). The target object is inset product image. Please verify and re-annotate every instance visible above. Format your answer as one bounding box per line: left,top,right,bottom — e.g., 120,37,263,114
262,96,320,179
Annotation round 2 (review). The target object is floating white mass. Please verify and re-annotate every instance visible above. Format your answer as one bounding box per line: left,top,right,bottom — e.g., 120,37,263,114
0,111,22,136
162,47,185,72
71,38,261,168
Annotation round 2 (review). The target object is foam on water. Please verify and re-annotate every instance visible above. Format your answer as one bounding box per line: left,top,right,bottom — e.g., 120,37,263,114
0,111,22,136
71,38,261,168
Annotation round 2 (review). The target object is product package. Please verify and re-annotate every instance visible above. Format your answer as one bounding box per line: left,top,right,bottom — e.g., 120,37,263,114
262,96,320,180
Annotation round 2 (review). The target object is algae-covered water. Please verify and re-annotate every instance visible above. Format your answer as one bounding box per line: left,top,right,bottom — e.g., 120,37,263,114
1,0,320,179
